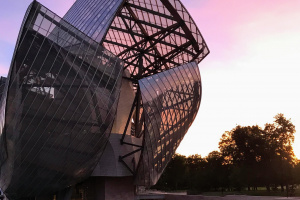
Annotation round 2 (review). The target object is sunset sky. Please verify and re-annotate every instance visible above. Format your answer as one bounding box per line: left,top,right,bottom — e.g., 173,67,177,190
1,1,300,158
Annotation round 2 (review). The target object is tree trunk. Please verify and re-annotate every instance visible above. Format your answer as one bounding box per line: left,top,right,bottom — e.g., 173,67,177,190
266,185,270,192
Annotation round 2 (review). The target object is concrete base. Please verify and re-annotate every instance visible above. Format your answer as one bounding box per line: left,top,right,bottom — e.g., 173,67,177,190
91,133,142,177
73,176,135,200
104,177,134,200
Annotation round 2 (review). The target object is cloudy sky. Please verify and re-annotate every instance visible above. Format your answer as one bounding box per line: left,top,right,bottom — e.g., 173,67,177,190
1,0,300,158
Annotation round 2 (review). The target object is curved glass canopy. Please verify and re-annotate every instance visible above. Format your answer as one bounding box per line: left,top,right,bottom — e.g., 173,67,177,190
136,62,201,186
64,0,209,80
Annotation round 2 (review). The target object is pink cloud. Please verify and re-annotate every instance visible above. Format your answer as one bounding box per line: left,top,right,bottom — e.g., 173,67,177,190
0,63,9,77
182,0,300,66
0,19,21,45
39,0,75,17
0,0,74,44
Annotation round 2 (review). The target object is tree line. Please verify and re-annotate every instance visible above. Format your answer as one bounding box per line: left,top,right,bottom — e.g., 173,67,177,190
153,114,300,193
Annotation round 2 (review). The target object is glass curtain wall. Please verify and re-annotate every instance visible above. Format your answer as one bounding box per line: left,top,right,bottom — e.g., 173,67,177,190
136,62,201,186
0,2,123,199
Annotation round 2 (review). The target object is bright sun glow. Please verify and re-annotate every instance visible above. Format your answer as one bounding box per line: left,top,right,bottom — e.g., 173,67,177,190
176,0,300,158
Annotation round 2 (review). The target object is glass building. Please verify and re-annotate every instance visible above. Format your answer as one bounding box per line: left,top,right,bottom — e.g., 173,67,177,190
0,0,209,199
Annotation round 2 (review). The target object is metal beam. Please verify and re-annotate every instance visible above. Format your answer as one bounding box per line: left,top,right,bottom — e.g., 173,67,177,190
124,5,169,70
125,2,174,20
119,14,164,30
120,148,142,159
160,0,200,52
120,92,138,143
147,41,192,69
117,23,180,57
110,26,144,38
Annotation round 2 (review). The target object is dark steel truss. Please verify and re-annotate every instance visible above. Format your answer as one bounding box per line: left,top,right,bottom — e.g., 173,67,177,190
119,88,144,175
102,0,209,80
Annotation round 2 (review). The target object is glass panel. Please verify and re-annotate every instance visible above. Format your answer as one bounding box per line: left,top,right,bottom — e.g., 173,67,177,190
0,2,123,198
136,61,201,186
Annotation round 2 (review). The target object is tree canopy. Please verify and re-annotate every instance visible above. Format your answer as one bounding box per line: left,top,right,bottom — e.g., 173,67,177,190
153,114,298,193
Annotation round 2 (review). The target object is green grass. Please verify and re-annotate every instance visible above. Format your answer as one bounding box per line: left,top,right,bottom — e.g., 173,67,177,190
199,187,300,197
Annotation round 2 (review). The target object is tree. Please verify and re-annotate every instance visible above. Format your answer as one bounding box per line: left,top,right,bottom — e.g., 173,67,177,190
155,154,187,190
219,125,265,190
154,113,296,193
186,154,207,191
219,114,296,191
206,151,230,191
292,160,300,184
264,114,296,191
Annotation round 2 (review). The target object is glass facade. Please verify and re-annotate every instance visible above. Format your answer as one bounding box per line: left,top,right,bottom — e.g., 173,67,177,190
136,62,201,186
102,0,209,80
0,0,209,198
64,0,209,80
0,2,123,199
63,0,124,43
0,76,7,165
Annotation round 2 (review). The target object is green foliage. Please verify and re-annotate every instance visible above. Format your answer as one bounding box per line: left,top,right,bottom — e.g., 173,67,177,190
153,113,298,194
218,114,296,191
154,154,188,190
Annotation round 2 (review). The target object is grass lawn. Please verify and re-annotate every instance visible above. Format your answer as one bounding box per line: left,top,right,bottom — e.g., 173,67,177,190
200,186,300,197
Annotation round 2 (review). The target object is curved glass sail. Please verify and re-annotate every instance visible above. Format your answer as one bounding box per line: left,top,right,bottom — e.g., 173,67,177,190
0,2,123,198
103,0,209,80
63,0,209,80
136,62,201,186
63,0,124,42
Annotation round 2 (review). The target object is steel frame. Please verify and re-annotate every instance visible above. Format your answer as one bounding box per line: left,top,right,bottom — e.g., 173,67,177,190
103,0,209,80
